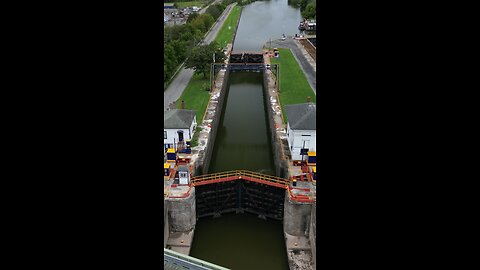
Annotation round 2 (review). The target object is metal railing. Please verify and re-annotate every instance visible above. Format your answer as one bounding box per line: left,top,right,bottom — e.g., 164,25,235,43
165,170,315,204
191,170,289,188
164,248,230,270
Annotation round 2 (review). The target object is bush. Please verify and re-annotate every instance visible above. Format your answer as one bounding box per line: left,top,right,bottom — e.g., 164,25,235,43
206,4,223,20
302,2,316,19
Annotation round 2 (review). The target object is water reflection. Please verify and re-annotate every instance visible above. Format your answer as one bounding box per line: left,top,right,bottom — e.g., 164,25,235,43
233,0,303,51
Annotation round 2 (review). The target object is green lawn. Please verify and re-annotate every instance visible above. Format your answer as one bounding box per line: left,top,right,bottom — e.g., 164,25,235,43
176,73,210,123
214,5,242,48
176,4,242,124
176,73,210,148
173,3,242,148
270,48,316,123
165,1,206,9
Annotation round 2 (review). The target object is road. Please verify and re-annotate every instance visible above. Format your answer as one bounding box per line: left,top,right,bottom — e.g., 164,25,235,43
270,38,316,94
164,2,236,111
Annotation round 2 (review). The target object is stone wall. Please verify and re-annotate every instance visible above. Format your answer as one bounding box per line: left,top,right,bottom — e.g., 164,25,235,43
164,202,169,248
199,69,230,175
283,194,312,236
166,189,196,232
309,203,316,269
262,69,289,178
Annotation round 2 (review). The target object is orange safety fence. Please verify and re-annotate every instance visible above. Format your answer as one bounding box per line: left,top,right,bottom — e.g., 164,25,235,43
191,170,289,188
287,186,315,203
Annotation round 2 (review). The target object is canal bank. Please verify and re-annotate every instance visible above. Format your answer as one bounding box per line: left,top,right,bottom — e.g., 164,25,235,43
165,1,315,269
190,0,304,268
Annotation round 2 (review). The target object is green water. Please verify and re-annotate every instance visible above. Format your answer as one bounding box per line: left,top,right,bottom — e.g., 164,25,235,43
189,0,303,268
190,72,287,269
190,213,289,270
208,72,275,175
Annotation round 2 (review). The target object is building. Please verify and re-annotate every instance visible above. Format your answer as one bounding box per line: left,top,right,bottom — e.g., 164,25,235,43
164,3,175,9
285,102,316,161
164,109,197,151
177,165,191,185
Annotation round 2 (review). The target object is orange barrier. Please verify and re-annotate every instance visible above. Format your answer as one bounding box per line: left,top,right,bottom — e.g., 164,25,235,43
166,186,192,199
191,170,289,189
287,186,315,203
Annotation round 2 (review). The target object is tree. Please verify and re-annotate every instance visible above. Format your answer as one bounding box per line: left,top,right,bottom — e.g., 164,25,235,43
190,13,215,34
164,43,178,80
202,13,215,32
299,0,309,11
186,12,198,24
302,3,316,19
206,4,222,20
185,42,226,79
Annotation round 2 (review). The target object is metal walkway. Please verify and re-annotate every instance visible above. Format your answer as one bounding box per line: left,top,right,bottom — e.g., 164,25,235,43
190,170,315,203
191,170,289,189
164,248,229,270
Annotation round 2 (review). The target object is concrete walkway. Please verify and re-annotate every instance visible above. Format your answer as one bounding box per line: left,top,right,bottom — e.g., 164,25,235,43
164,3,237,111
269,38,316,95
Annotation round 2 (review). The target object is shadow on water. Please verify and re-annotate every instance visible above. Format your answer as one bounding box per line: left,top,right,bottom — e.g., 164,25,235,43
208,71,275,175
190,213,289,270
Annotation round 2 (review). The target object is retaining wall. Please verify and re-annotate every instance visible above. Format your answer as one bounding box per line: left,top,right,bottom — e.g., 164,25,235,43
283,195,312,236
166,189,196,232
309,203,316,269
262,69,289,178
164,202,169,248
197,70,230,175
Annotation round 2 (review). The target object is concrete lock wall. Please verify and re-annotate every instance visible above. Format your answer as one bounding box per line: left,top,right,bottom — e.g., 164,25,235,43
199,69,230,175
164,202,169,248
309,203,316,269
283,195,312,236
262,70,289,178
167,189,196,232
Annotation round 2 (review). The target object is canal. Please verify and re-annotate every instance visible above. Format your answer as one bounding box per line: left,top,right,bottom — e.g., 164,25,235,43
190,1,303,269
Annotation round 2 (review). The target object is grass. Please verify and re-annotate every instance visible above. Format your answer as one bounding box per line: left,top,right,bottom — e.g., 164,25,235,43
176,73,211,124
166,1,206,9
270,48,316,123
175,3,241,125
214,5,242,49
173,2,241,147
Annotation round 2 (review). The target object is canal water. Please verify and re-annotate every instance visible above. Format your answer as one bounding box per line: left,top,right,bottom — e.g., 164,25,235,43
208,72,275,175
233,0,303,51
190,1,303,269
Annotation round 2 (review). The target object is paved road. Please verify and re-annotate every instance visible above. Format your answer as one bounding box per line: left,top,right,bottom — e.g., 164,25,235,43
164,2,236,111
270,38,316,94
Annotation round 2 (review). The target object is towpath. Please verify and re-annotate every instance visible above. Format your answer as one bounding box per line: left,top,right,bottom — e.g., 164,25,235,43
164,3,237,111
269,38,316,94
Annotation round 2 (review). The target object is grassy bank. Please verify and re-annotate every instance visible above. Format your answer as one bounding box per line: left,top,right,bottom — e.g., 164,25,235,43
176,73,210,122
214,5,242,48
270,48,316,123
176,74,210,148
176,4,241,147
165,1,206,9
177,3,241,123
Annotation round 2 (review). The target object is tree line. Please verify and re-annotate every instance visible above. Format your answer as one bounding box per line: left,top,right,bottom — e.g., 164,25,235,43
164,0,235,85
288,0,316,19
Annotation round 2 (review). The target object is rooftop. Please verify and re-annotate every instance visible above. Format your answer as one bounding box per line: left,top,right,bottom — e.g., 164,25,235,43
285,103,316,130
164,109,196,129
